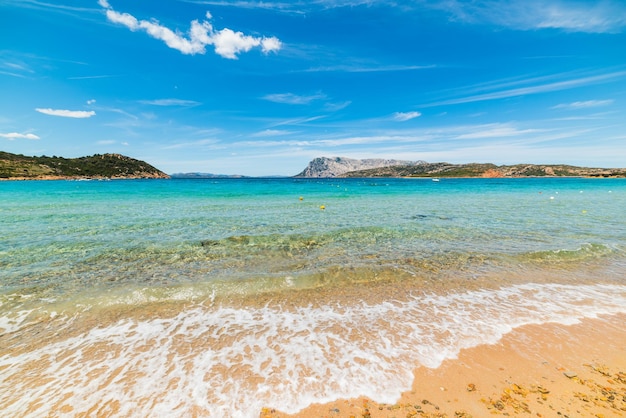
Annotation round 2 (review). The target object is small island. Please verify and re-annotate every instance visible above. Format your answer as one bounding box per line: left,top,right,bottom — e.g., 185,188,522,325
0,152,169,180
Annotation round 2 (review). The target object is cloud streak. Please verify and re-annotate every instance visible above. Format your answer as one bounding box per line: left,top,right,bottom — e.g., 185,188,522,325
304,64,436,73
262,92,327,105
35,108,96,118
430,0,626,33
252,129,294,137
100,1,281,59
0,132,40,140
454,125,542,140
140,99,202,107
393,111,421,122
424,71,626,107
184,0,626,33
552,99,614,109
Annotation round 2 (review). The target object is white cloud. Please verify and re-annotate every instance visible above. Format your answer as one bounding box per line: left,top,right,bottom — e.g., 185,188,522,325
262,92,327,105
211,28,262,59
101,2,281,59
261,37,282,54
393,111,421,121
552,99,614,109
0,132,40,140
35,108,96,118
87,99,96,105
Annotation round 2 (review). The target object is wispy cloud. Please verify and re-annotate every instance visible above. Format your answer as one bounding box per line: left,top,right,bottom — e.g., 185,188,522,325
96,139,129,146
139,99,202,107
262,92,327,105
252,129,294,137
0,57,34,78
186,0,626,33
2,0,102,16
4,62,33,72
454,125,542,140
435,0,626,33
234,135,409,149
0,70,27,78
100,1,281,59
0,51,88,79
424,71,626,107
161,139,222,150
239,121,591,153
268,115,327,127
324,101,352,112
68,75,119,80
182,1,304,13
304,64,435,73
0,132,40,140
552,99,614,109
182,0,377,14
35,108,96,118
393,111,421,122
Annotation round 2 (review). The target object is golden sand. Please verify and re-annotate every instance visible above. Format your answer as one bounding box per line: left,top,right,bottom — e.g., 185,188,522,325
263,314,626,418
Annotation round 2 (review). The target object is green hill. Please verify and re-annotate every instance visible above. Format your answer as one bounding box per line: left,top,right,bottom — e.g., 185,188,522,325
0,152,169,179
340,162,626,178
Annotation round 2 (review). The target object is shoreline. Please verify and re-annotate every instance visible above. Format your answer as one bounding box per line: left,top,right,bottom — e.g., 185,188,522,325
0,175,169,181
264,313,626,417
2,175,625,181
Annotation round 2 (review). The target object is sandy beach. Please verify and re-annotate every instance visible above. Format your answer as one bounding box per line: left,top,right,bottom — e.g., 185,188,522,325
264,313,626,418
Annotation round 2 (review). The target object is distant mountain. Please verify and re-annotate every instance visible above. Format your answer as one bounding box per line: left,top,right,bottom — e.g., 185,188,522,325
171,172,250,179
294,156,423,178
0,152,169,180
340,162,626,178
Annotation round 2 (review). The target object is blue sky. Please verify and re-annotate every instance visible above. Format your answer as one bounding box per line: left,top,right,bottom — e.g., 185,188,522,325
1,0,625,176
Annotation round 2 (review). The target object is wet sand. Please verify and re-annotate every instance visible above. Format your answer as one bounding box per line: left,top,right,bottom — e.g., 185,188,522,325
263,313,626,418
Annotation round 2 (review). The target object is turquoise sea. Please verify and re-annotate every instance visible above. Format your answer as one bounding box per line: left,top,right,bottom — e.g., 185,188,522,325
1,177,625,417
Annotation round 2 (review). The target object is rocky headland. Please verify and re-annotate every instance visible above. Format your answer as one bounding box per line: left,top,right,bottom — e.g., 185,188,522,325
294,157,425,178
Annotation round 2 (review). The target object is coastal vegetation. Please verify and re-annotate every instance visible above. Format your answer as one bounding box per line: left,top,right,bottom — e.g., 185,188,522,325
0,151,169,179
295,157,626,178
341,162,626,178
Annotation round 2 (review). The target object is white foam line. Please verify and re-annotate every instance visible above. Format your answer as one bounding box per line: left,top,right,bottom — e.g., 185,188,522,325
0,309,36,335
0,283,625,417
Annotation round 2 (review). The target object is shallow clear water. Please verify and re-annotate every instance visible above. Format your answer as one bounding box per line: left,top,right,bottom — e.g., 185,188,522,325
1,178,625,417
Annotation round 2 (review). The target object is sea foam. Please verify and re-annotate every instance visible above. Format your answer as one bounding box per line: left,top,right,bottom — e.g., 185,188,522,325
1,283,625,417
